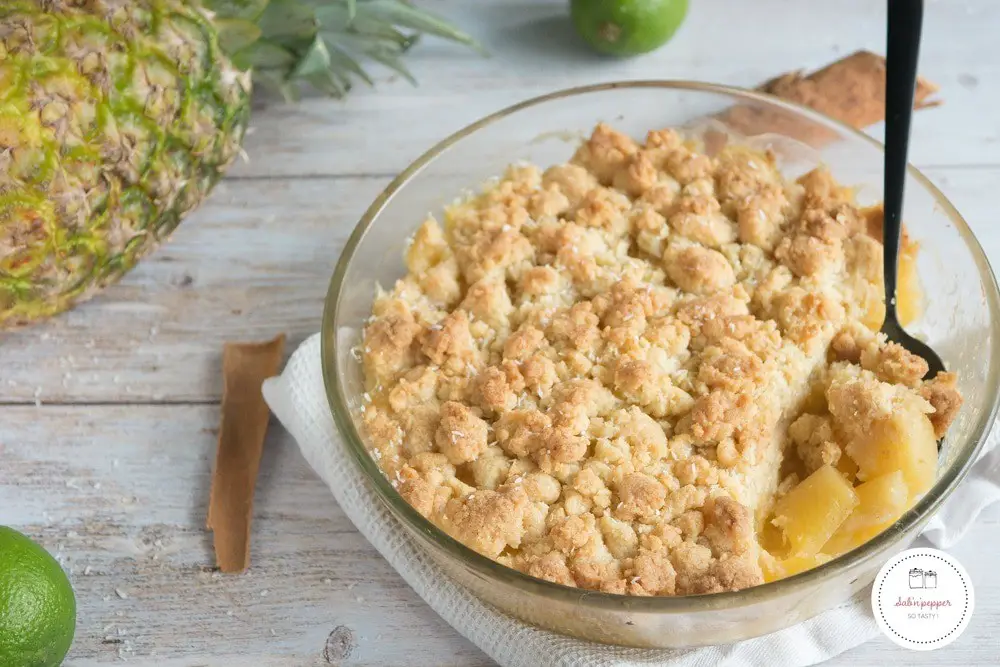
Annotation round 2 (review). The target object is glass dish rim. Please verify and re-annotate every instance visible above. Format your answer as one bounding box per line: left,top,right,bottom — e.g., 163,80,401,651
322,80,1000,613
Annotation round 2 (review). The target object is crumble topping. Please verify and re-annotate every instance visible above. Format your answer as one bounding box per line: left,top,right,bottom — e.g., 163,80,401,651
359,123,963,596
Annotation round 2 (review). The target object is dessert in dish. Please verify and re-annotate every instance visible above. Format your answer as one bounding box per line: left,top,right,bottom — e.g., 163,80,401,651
358,123,962,596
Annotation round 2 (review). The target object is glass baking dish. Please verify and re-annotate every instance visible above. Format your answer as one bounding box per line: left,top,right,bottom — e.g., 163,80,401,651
321,82,1000,648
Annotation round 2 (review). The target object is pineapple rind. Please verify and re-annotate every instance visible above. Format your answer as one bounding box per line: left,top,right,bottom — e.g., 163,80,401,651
0,0,250,326
1,0,481,326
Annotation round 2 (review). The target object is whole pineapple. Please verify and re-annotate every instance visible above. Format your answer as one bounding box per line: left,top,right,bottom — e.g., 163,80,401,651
0,0,476,327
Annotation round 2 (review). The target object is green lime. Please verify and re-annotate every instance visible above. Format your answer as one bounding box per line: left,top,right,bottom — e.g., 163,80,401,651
570,0,689,57
0,527,76,667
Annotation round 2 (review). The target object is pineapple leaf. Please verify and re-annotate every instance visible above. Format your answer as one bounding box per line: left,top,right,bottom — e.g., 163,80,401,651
203,0,271,21
305,70,350,96
254,68,302,102
326,31,417,84
290,34,333,79
353,0,484,54
311,1,481,52
232,39,296,70
361,49,417,85
246,0,483,100
215,18,263,55
325,39,375,86
338,16,419,48
257,0,320,41
303,4,410,48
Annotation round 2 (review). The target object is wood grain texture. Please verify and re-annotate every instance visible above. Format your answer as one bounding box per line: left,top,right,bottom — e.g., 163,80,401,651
0,407,488,666
0,405,997,666
1,0,999,664
1,166,997,404
229,0,1000,179
0,177,387,404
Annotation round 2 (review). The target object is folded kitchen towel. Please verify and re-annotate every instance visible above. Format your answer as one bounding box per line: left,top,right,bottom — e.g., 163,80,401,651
262,333,1000,667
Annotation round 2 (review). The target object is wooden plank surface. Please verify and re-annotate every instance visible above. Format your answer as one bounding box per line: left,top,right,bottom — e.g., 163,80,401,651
0,406,487,666
0,405,998,666
2,165,997,404
1,0,999,665
230,0,1000,179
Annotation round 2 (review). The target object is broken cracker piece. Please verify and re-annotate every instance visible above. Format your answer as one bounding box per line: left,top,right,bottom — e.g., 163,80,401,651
759,50,940,128
719,50,941,147
207,334,286,574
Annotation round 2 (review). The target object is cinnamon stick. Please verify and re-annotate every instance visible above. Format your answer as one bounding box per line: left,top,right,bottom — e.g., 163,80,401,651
207,334,286,573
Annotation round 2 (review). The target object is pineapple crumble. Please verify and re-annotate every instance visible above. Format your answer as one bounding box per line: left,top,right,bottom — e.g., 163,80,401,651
359,123,962,596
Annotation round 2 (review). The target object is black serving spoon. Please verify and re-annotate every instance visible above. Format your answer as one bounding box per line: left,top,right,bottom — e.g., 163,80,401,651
882,0,946,380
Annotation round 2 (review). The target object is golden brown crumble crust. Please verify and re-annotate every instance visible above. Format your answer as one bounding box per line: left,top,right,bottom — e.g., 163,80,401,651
359,124,962,596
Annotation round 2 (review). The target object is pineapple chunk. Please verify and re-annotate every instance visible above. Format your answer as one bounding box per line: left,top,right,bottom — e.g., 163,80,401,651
758,520,786,556
835,451,859,482
860,253,919,330
761,551,833,583
824,470,910,556
801,381,828,414
861,300,887,332
824,524,884,557
840,470,909,532
897,242,923,326
858,208,922,329
771,465,858,556
845,410,937,499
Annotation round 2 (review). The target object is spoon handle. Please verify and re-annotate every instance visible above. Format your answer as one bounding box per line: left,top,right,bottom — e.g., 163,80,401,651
884,0,924,318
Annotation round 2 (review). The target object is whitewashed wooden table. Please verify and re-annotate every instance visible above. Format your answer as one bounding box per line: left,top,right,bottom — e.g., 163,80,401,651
2,1,999,665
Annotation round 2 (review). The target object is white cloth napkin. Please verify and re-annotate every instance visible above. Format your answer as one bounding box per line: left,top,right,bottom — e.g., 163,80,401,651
262,333,1000,667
